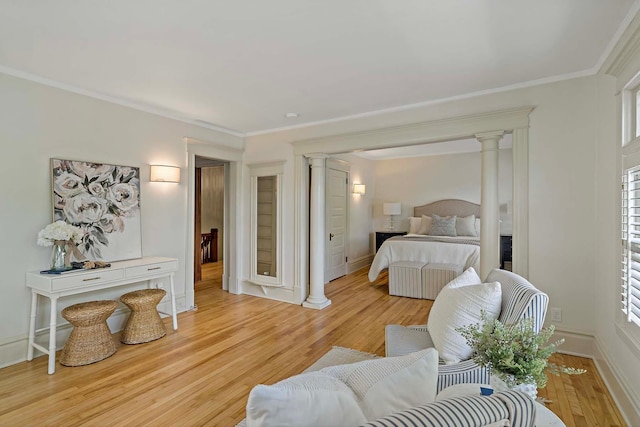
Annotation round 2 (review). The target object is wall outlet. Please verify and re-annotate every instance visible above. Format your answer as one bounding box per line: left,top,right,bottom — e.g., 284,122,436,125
550,307,562,322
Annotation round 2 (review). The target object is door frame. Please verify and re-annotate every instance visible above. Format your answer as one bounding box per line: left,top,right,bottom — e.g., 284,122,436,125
325,157,350,283
185,137,243,309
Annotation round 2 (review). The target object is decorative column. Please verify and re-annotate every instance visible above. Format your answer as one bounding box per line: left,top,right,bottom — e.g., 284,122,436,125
303,154,331,309
476,131,504,280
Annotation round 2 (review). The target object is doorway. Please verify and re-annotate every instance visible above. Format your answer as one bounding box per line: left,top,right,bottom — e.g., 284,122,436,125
195,156,227,292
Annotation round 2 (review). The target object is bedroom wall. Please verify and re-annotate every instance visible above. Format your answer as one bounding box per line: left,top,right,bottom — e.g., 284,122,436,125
372,149,513,233
0,72,243,368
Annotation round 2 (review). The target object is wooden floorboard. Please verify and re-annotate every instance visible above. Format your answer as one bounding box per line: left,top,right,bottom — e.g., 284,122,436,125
0,262,627,426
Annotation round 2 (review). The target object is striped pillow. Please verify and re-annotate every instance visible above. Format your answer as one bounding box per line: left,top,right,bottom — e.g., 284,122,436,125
360,390,536,427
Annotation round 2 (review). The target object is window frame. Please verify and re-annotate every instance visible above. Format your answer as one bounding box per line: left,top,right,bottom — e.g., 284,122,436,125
619,74,640,348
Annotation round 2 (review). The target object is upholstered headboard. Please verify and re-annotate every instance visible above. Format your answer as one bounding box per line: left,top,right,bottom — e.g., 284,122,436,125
414,199,481,218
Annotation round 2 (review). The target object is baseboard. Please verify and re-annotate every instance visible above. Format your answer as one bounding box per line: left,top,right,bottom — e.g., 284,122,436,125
347,255,373,274
0,294,187,370
552,329,640,425
551,329,595,358
592,336,640,426
241,281,299,305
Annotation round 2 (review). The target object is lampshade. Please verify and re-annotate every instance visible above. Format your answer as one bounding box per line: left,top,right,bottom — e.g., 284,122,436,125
383,202,401,216
353,184,366,195
150,165,180,183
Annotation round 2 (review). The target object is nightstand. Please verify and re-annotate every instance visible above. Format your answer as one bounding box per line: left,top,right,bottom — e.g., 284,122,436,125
500,235,512,271
376,231,407,252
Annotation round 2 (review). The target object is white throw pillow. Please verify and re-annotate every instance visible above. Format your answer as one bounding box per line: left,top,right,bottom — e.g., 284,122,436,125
321,348,439,421
427,282,502,364
246,372,367,427
475,218,481,236
444,267,482,289
408,217,422,234
456,214,477,237
418,215,433,234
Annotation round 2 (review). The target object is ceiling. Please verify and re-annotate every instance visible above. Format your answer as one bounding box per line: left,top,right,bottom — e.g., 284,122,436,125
0,1,636,136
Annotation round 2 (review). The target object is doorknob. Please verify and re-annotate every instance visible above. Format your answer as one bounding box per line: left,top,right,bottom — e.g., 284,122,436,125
329,233,334,240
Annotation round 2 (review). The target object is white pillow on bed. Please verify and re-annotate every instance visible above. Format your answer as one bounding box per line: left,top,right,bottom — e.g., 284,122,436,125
475,218,481,235
408,216,432,235
456,214,477,237
418,215,432,234
408,217,422,234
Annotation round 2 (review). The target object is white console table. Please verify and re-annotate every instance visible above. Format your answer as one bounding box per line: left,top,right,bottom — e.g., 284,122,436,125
26,256,179,374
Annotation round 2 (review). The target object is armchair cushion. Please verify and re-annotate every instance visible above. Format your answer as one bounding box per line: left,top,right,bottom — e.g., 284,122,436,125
427,281,502,363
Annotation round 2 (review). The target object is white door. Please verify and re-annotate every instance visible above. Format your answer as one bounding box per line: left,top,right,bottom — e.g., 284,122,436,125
325,168,347,282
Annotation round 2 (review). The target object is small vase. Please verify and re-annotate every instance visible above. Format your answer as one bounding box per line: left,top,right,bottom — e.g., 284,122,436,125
50,240,69,271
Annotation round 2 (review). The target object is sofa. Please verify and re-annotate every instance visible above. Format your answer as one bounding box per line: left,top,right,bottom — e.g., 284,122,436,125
238,346,536,427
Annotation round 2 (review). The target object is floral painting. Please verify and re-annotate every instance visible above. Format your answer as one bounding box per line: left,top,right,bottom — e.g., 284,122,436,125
51,159,142,261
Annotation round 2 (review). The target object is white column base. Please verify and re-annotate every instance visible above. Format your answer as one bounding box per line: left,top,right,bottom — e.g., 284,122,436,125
303,299,332,310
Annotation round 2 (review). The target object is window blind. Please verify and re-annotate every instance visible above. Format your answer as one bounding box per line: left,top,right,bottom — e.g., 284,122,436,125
622,167,640,327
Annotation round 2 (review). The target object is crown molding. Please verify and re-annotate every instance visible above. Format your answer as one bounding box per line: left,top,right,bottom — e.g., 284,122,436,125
602,3,640,78
0,66,245,138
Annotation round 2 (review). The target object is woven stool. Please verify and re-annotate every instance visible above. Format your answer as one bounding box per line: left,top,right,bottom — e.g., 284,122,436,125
60,300,117,367
120,289,167,344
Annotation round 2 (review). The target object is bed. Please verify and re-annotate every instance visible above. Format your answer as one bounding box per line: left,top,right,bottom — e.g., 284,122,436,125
368,199,481,282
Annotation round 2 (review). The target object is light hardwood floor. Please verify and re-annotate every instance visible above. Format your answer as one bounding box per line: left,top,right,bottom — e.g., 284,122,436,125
0,263,626,426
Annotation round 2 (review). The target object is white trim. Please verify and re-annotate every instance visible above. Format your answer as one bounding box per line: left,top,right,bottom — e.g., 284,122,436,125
247,77,582,137
549,329,640,426
186,139,243,305
0,66,245,137
347,255,374,274
512,127,530,277
293,155,309,304
595,0,640,73
602,3,640,79
248,161,285,287
292,107,534,155
593,335,640,426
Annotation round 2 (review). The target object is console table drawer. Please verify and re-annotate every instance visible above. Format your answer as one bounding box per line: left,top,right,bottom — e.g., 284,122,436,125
126,260,178,278
50,269,124,291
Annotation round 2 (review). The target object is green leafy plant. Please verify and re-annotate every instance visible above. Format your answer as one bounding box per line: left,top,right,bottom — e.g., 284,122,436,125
456,313,586,388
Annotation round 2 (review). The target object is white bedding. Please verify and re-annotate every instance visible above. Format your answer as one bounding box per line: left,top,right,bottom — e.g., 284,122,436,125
368,235,480,282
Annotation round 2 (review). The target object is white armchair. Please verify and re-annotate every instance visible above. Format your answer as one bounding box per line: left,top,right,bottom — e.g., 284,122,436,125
385,268,549,392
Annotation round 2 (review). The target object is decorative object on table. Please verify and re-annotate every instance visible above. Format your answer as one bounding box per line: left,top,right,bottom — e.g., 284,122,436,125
383,202,401,231
457,312,586,397
59,300,118,367
76,260,111,270
120,289,167,344
36,220,85,271
51,158,142,262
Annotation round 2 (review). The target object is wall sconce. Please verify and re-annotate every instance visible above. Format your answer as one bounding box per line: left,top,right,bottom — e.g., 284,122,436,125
352,183,366,195
383,202,401,230
150,165,181,183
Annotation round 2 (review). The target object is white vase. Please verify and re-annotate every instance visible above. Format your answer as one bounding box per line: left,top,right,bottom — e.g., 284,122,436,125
490,374,538,400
